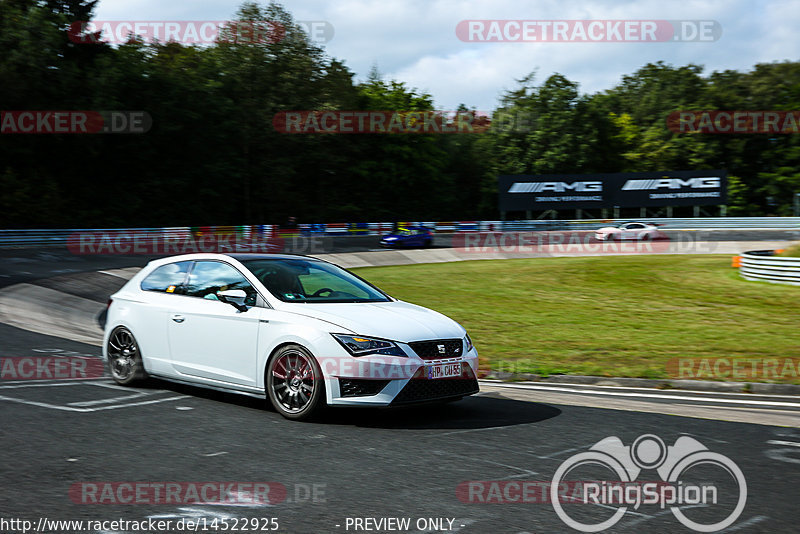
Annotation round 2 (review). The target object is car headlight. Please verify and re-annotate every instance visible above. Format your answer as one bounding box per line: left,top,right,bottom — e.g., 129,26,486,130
464,333,474,352
332,334,407,357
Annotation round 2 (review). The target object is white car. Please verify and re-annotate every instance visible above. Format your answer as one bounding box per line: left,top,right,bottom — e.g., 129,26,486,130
103,253,479,420
594,221,665,241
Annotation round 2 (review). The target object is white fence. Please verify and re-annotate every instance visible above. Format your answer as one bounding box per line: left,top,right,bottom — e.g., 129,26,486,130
740,251,800,286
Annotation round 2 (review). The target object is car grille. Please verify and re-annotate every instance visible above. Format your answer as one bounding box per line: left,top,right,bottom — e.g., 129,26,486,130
338,379,390,398
391,364,479,405
408,339,463,360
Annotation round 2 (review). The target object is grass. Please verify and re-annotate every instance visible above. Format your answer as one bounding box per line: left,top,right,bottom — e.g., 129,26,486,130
777,242,800,257
352,255,800,383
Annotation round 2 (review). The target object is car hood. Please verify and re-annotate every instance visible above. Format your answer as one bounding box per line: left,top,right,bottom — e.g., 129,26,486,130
278,300,465,342
596,227,619,233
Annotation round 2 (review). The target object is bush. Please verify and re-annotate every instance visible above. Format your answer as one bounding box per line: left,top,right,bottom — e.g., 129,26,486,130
777,243,800,257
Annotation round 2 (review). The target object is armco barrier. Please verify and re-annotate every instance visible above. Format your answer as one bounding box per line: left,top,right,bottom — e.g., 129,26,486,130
2,217,800,249
740,250,800,285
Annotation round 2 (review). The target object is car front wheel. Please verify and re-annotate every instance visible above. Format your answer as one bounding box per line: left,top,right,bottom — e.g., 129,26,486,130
267,344,325,421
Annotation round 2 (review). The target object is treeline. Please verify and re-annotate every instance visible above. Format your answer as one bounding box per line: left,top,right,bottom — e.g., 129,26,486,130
1,0,799,228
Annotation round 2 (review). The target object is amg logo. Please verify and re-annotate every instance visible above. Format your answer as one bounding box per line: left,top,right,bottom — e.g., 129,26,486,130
622,177,721,190
508,181,603,193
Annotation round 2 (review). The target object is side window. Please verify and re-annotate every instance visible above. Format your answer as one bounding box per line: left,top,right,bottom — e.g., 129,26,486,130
140,261,191,293
184,261,257,305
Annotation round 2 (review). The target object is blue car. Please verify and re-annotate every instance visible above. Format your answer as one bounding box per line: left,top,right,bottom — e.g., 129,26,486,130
380,226,433,248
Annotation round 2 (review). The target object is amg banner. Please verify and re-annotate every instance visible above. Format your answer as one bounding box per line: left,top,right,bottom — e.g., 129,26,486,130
498,170,727,211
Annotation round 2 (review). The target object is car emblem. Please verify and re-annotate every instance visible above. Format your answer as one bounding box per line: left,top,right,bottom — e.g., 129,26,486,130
437,344,446,354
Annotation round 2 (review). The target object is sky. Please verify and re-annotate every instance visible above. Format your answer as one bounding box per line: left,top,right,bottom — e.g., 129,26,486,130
93,0,800,111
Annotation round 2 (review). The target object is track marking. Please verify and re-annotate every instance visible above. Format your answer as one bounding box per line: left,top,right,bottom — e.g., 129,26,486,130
718,515,769,532
0,380,106,389
0,393,189,412
766,440,800,448
98,270,129,279
480,379,800,400
68,392,149,407
485,382,800,408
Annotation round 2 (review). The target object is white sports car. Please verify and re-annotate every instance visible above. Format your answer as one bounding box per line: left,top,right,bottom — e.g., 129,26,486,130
594,221,665,241
103,253,479,420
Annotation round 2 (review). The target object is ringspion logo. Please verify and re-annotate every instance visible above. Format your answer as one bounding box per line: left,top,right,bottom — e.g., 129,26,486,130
551,435,746,532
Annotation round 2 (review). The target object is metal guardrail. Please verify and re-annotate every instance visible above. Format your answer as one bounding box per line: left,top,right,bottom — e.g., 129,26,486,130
1,217,800,249
0,227,191,249
740,250,800,285
501,217,800,231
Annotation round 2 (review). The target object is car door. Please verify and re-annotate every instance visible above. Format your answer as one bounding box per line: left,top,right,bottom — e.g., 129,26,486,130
167,260,262,387
134,260,193,376
620,223,644,239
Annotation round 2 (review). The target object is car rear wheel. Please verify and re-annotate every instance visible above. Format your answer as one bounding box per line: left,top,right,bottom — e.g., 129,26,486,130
267,345,325,421
107,326,148,385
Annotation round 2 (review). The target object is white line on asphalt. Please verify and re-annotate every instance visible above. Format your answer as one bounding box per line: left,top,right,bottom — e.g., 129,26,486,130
485,382,800,408
435,450,538,477
480,379,800,399
766,440,800,448
0,380,106,389
718,515,769,532
68,392,148,407
0,393,189,412
98,270,128,279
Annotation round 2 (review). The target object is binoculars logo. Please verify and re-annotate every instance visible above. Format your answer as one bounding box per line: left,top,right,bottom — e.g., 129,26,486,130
551,434,747,532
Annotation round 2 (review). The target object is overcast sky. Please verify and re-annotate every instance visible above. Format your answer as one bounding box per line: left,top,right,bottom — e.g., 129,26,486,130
94,0,800,110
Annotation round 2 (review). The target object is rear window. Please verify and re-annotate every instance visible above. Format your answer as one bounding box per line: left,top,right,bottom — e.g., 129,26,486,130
140,261,191,293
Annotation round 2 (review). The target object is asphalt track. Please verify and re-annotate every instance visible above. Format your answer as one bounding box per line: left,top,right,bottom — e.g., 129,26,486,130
1,237,799,533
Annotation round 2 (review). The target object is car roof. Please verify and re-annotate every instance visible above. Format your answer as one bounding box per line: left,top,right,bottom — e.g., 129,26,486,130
224,253,324,262
146,253,325,267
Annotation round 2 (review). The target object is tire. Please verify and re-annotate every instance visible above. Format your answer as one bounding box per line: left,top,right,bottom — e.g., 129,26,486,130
107,326,148,385
266,344,326,421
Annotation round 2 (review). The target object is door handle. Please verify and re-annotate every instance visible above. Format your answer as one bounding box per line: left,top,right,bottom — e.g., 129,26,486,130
171,314,185,323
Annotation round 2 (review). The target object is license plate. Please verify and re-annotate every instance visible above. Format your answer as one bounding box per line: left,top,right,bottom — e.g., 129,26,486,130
427,363,461,380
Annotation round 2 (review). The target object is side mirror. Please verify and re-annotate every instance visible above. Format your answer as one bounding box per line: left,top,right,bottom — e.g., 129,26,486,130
217,289,248,312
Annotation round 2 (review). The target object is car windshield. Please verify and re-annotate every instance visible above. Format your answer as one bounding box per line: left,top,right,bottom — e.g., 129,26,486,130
240,258,391,303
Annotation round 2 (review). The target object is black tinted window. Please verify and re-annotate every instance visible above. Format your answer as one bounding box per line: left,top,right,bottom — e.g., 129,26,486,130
184,261,257,305
140,261,191,293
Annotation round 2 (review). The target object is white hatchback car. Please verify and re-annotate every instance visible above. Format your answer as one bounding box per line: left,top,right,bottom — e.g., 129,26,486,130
103,254,479,420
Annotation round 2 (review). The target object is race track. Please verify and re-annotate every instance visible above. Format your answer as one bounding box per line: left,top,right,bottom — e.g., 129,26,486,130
1,238,799,533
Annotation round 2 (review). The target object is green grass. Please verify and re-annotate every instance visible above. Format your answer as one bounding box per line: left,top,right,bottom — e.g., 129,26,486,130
352,255,800,383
